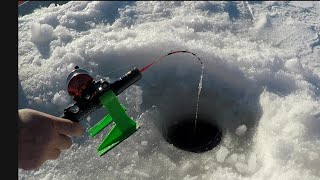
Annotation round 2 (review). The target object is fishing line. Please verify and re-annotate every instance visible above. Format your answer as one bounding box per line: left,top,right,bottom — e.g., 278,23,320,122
139,50,203,73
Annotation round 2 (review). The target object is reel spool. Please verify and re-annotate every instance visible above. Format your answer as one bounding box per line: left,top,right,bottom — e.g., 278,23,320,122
66,66,94,100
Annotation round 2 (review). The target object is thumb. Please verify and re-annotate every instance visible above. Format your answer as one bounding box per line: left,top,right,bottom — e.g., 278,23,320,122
52,117,83,137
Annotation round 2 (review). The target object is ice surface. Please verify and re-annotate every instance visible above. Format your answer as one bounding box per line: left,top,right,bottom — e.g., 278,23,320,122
18,1,320,179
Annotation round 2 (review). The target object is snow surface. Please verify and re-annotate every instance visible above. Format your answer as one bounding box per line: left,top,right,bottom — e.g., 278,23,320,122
18,1,320,180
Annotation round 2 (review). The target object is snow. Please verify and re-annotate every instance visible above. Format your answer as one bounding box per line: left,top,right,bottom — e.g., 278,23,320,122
18,1,320,180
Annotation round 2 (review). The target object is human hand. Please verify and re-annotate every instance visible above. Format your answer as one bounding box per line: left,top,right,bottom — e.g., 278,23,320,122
18,108,83,170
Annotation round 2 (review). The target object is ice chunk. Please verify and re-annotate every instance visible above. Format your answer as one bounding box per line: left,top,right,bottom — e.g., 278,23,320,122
284,58,305,74
34,97,43,104
226,153,238,164
247,153,257,173
254,14,271,30
235,124,247,136
141,141,148,146
51,90,70,107
235,162,248,174
30,23,54,44
216,146,229,163
238,154,246,163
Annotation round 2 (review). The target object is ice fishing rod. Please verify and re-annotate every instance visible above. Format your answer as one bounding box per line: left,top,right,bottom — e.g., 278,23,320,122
18,1,28,7
61,50,203,156
61,50,203,122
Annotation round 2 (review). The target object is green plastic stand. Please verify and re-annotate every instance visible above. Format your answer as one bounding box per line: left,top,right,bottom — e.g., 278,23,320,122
88,90,139,156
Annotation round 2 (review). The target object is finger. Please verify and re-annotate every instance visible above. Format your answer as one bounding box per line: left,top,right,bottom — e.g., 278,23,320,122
47,148,61,160
55,134,72,150
28,109,84,136
20,158,46,171
52,118,83,136
31,157,47,171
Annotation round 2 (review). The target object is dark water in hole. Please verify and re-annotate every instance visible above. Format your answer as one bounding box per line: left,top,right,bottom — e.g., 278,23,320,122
164,119,223,153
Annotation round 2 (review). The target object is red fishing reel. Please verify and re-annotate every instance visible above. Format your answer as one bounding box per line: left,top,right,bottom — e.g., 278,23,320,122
62,66,142,122
66,66,94,100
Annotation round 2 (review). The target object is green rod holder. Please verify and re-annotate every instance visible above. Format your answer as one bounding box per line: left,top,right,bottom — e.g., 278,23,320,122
88,90,139,156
